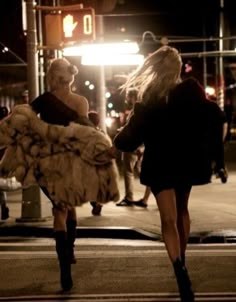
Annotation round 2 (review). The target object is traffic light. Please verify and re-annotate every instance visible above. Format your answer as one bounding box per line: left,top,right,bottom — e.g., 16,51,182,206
44,6,96,48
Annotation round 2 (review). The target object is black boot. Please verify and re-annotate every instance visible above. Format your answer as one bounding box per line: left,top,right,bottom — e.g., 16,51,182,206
181,253,185,267
173,258,194,302
55,231,73,291
1,205,9,220
66,220,77,264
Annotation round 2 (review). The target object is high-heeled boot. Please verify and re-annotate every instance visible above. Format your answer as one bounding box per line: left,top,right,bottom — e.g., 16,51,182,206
173,258,194,302
1,204,9,220
54,231,73,291
66,219,77,264
181,253,185,267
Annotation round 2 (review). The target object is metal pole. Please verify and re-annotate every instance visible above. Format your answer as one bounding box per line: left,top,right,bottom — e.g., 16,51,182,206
203,40,207,89
202,19,207,89
96,15,107,133
37,0,45,94
26,0,38,102
218,0,225,110
17,0,51,222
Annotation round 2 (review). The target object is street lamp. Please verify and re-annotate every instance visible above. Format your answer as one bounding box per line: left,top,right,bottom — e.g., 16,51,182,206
63,41,140,56
81,53,144,66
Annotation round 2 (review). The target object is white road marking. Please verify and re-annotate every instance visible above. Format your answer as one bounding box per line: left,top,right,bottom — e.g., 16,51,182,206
1,292,236,301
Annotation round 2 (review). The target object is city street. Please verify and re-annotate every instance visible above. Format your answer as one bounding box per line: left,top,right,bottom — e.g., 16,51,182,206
0,238,236,301
2,155,236,242
0,146,236,301
1,0,236,301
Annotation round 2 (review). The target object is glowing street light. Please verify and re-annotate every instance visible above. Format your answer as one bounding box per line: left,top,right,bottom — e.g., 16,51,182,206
205,85,216,97
81,53,144,66
63,41,140,56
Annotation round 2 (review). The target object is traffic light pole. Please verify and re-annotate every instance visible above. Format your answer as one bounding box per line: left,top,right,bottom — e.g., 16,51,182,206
16,0,52,222
96,15,107,133
217,0,225,111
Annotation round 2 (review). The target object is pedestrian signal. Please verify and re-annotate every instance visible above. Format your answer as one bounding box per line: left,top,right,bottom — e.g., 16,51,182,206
61,8,95,44
44,7,96,48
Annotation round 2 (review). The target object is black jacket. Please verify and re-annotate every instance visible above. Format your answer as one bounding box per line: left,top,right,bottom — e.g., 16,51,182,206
114,78,224,190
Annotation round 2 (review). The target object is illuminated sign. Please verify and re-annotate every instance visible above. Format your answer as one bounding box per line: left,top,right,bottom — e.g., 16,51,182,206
61,8,95,43
44,7,95,47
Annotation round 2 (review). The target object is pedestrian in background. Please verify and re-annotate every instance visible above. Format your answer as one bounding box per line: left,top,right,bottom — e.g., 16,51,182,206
207,94,228,183
116,148,151,208
224,97,234,142
0,106,10,220
114,46,224,302
116,89,151,208
88,110,104,215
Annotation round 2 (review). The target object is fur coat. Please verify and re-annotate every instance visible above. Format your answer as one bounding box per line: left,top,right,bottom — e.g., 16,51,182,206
0,104,120,208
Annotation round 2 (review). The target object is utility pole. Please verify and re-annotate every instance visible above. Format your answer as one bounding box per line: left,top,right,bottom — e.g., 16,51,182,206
17,0,51,222
96,15,107,133
218,0,225,110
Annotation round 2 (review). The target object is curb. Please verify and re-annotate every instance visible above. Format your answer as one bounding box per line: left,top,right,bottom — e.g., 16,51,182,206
0,225,236,243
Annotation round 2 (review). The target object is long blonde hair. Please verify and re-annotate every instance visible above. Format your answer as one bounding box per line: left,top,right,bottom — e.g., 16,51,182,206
122,46,182,103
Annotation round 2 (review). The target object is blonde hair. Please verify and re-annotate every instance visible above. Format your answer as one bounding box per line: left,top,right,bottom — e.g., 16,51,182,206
46,58,78,91
122,46,182,103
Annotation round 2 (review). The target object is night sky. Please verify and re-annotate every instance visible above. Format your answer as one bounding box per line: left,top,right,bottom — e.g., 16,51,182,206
1,0,236,62
1,0,236,88
0,0,26,61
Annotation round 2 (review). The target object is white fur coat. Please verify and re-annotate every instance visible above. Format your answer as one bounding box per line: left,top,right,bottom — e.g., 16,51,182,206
0,104,120,208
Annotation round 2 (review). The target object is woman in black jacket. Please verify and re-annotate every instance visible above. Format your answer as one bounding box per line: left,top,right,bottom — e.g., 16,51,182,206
114,46,224,302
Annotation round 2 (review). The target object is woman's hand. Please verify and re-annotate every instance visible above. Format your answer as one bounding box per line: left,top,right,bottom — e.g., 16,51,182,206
107,145,118,158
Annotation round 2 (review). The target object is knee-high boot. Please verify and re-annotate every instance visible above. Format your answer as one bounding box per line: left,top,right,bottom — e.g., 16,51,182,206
173,258,194,302
66,220,77,264
54,231,73,291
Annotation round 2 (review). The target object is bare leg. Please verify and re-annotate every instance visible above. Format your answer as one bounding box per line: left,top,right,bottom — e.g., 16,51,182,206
53,207,68,231
154,188,194,301
155,189,181,262
175,188,191,265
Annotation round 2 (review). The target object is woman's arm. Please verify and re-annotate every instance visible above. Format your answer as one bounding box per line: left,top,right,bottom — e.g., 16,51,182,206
113,103,145,152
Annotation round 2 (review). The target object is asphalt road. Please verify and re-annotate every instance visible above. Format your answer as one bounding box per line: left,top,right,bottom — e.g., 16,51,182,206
0,238,236,301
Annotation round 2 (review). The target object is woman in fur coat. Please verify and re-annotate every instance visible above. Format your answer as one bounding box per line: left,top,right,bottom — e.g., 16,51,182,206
0,58,119,292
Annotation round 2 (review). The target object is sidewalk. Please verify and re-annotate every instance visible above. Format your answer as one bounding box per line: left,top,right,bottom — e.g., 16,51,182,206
1,158,236,243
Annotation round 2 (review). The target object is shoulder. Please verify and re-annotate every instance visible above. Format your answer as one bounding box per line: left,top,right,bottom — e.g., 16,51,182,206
173,77,205,98
206,100,226,120
69,93,89,116
31,92,51,112
69,93,88,106
169,77,206,108
133,102,146,114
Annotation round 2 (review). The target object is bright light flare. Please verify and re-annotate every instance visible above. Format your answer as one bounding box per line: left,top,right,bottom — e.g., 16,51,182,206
81,54,144,66
63,42,139,56
205,86,216,96
105,117,114,128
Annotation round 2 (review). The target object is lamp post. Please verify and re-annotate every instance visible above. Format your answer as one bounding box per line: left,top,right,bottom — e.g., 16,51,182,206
17,0,51,222
96,15,107,133
217,0,225,111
